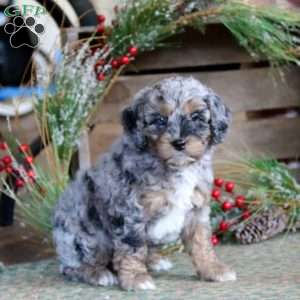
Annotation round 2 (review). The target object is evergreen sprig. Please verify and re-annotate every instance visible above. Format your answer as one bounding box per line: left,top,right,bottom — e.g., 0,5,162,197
35,44,105,167
219,1,300,66
108,0,179,57
109,0,300,66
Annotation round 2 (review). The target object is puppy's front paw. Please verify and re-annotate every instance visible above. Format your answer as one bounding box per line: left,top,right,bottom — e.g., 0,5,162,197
199,263,237,282
148,258,173,273
120,273,156,291
98,270,119,286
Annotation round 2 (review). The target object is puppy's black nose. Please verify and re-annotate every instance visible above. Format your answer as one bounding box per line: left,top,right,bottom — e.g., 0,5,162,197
171,139,186,151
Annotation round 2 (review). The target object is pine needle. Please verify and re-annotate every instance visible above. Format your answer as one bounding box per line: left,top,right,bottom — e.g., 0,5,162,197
219,1,300,66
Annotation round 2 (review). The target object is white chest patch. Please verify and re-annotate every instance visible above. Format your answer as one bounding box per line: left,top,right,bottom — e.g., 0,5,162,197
147,165,199,245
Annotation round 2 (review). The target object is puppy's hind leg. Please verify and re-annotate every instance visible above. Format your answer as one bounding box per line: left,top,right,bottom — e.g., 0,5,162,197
57,234,118,286
54,214,117,286
61,264,118,286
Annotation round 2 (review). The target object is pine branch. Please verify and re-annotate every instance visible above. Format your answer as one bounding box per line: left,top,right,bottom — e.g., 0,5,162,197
109,0,300,66
108,0,178,56
219,1,300,65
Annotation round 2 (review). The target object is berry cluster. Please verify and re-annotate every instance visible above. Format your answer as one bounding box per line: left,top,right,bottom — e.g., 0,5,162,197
210,178,251,246
94,14,138,82
95,45,138,81
96,14,106,34
0,142,35,189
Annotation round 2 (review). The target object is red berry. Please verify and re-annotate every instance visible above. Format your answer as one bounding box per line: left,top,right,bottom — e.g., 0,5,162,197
211,188,221,200
211,235,219,246
0,163,4,172
97,14,106,23
219,220,230,231
225,181,235,193
97,73,105,81
15,179,24,188
19,144,30,153
235,195,245,208
128,46,138,57
24,156,34,164
2,155,12,165
222,201,233,211
214,178,224,187
5,166,13,174
120,56,130,65
27,169,35,178
0,142,8,150
111,59,119,69
96,23,105,34
242,210,251,220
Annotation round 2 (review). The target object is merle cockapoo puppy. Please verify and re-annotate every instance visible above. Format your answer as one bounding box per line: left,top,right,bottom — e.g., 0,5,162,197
53,76,236,290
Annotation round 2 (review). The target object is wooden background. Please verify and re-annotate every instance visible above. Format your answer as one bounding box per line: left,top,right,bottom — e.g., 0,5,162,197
1,25,300,166
89,25,300,166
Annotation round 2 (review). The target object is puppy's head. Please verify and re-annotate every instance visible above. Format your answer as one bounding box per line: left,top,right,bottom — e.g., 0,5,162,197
122,76,231,168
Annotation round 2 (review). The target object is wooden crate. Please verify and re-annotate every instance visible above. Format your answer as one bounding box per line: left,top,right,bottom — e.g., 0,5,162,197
1,25,299,166
90,25,300,167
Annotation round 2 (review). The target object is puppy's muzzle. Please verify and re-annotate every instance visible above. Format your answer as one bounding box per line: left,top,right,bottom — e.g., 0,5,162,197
171,139,186,151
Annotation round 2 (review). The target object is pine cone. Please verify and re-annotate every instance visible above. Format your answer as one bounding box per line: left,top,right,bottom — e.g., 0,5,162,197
235,207,289,245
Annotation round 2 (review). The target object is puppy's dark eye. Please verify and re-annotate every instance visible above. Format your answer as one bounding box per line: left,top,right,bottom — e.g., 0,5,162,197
151,114,167,127
191,110,209,122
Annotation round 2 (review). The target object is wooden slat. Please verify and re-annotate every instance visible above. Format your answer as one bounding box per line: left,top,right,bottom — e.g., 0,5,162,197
2,67,299,155
96,67,300,124
78,130,92,170
217,117,300,159
0,113,39,145
89,117,300,163
130,26,253,71
90,123,122,163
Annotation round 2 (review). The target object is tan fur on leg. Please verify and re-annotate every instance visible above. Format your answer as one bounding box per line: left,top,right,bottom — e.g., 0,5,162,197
183,210,236,282
62,264,118,286
117,255,156,290
147,249,173,272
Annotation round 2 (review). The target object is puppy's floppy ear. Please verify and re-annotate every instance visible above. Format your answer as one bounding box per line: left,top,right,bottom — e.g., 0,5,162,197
205,93,231,145
121,105,148,150
122,106,137,133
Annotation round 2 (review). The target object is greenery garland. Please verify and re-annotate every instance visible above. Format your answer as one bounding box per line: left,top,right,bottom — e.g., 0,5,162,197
108,0,300,65
0,0,299,237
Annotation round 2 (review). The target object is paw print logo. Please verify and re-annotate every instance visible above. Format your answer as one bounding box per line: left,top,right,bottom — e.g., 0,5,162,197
4,16,45,48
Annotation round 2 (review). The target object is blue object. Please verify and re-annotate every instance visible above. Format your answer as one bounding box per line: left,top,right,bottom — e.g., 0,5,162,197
54,49,64,64
0,86,45,101
0,85,55,101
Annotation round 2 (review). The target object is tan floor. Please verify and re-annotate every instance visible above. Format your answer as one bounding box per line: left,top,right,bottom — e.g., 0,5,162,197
0,221,53,266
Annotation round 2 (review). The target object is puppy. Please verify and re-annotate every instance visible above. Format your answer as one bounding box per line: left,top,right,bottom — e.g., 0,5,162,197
53,76,236,290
